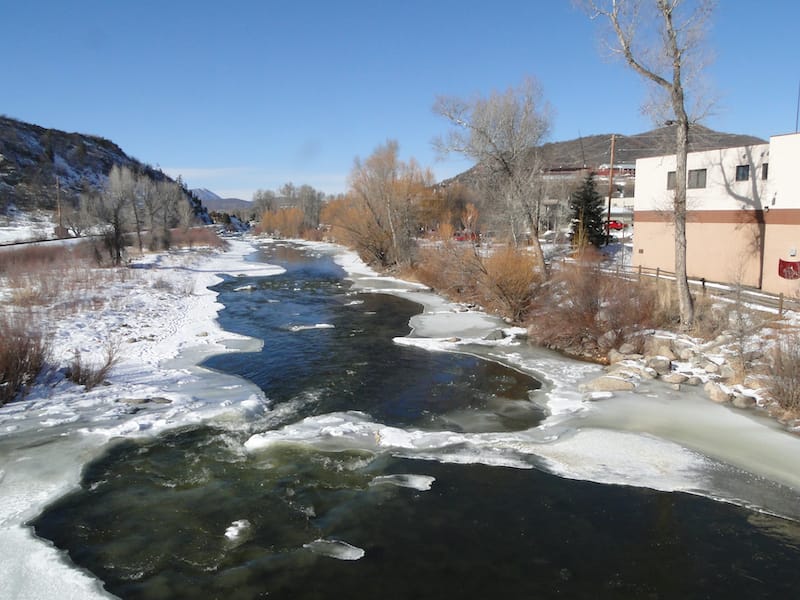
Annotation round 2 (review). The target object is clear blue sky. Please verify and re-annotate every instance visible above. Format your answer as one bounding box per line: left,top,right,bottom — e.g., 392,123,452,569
3,0,799,199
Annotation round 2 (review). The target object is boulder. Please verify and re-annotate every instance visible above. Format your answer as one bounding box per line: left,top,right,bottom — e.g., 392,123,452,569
685,376,703,386
582,375,636,392
661,372,688,385
618,342,637,355
483,329,506,341
646,356,673,376
704,381,732,404
607,349,626,364
731,393,757,410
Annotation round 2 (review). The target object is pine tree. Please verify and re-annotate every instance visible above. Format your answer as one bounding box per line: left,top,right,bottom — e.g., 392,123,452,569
569,172,606,248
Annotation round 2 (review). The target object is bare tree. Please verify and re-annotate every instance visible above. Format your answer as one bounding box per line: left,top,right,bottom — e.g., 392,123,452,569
433,77,552,275
582,0,716,327
86,165,135,265
253,189,276,217
336,140,431,267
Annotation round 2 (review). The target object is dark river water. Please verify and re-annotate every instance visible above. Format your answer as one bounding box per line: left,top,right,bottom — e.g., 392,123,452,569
32,242,800,599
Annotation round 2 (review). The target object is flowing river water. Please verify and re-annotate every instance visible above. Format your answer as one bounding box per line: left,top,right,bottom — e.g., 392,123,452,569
30,241,800,599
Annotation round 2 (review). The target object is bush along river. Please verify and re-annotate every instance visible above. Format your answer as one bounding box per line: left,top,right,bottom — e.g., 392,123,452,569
32,241,800,599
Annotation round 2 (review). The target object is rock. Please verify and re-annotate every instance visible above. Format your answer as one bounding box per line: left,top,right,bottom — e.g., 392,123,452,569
719,364,737,381
483,329,505,341
670,383,682,391
641,367,659,379
731,393,757,410
582,375,636,392
618,342,637,355
598,330,618,350
661,372,688,385
445,337,461,343
704,381,732,404
685,376,702,386
703,362,720,374
646,356,673,376
607,349,625,364
672,338,697,360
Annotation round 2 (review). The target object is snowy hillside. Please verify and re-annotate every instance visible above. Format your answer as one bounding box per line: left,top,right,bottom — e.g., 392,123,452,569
0,116,172,213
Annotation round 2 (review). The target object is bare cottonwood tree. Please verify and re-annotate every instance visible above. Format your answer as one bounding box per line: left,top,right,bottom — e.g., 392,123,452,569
433,77,552,275
340,140,431,267
582,0,716,327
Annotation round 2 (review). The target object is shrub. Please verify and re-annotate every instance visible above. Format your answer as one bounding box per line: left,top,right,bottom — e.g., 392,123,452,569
527,260,661,358
66,340,119,391
0,316,49,405
168,226,228,249
767,333,800,414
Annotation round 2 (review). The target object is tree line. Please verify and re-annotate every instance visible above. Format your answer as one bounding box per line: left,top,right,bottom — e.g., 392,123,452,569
59,165,201,265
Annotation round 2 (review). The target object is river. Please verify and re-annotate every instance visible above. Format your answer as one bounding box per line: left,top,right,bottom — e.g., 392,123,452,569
27,240,800,599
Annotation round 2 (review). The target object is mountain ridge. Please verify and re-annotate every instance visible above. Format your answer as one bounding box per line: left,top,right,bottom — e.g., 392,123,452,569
443,124,767,189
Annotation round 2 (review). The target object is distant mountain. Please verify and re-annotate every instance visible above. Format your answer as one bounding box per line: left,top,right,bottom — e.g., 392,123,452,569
443,124,766,189
0,116,194,216
194,193,253,214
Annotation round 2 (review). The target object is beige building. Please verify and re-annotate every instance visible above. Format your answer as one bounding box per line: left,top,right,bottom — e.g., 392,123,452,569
633,132,800,295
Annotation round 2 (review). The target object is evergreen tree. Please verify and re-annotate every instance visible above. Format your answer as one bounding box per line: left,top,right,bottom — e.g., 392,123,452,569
569,172,606,248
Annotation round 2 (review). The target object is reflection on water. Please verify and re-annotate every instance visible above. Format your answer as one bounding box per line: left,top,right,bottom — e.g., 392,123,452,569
31,241,800,599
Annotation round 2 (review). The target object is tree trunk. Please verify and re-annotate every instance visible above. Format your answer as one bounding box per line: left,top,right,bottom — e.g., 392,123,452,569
673,115,695,327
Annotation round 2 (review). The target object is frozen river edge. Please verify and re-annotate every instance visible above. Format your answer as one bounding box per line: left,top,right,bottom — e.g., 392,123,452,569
2,236,800,599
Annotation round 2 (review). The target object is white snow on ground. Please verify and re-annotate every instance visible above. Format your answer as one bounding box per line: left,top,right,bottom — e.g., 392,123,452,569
3,235,800,598
0,237,282,600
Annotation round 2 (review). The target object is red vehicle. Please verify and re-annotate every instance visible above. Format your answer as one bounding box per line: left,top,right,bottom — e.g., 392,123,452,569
606,220,627,230
453,231,478,242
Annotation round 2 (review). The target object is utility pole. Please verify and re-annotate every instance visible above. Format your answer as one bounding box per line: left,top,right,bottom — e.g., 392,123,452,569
605,134,616,245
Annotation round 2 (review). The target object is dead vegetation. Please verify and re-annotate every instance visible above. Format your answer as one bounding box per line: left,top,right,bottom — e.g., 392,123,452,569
0,314,49,405
0,227,227,403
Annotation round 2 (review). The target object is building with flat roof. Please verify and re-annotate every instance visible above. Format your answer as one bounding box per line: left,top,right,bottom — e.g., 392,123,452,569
633,132,800,295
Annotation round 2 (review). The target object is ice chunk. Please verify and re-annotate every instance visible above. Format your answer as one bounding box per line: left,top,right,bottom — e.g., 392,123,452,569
369,474,435,491
224,519,251,541
303,538,365,560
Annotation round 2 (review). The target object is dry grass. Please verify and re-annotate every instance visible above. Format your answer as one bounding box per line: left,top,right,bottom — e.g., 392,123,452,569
66,339,120,391
767,333,800,414
527,260,663,357
0,314,49,405
167,227,229,250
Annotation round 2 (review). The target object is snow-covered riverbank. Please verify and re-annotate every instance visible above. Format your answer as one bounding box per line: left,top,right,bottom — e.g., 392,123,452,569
0,238,280,599
3,236,800,599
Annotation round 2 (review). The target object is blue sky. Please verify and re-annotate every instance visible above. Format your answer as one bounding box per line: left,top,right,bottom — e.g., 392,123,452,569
3,0,799,199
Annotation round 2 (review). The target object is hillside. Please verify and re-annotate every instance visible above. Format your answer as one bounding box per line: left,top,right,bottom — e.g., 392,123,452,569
0,116,175,213
444,124,766,189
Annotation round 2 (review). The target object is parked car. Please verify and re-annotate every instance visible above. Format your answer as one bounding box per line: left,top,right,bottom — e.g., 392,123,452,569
606,220,627,230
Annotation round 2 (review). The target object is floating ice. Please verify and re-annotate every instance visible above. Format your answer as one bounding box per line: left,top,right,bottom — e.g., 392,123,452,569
369,474,435,491
303,538,365,561
224,519,251,541
233,284,257,292
288,323,335,332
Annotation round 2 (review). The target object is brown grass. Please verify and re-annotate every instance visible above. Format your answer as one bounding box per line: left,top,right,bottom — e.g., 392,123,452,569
767,333,800,414
527,260,663,357
66,340,120,391
167,227,229,250
0,314,49,405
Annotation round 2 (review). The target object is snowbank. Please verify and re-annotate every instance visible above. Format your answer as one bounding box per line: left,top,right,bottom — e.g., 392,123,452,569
0,238,282,599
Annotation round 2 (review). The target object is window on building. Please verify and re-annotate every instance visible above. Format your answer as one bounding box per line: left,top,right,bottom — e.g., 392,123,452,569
666,171,676,190
687,168,706,189
735,164,750,181
762,163,769,180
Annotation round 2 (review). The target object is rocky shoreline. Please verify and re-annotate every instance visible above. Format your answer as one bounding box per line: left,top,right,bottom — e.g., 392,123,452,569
579,330,800,433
